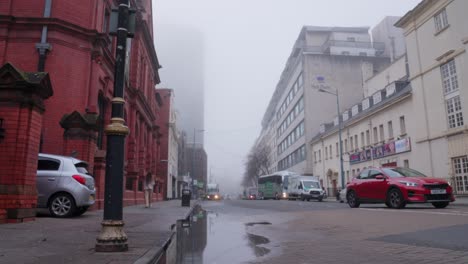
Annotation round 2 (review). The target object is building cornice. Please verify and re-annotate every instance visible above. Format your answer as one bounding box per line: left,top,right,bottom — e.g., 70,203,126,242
415,126,468,144
310,89,412,145
409,47,466,81
395,0,453,33
136,17,161,84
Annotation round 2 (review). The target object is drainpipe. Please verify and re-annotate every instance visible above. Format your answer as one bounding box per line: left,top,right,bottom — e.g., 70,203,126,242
35,0,52,72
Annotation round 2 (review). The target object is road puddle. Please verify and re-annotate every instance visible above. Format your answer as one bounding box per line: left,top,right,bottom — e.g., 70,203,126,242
167,205,271,263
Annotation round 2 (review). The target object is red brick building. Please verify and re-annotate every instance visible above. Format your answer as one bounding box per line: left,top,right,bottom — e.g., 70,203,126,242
0,0,164,220
156,88,180,199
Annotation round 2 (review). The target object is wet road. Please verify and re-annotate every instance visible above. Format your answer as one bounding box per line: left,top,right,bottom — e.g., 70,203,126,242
173,199,468,264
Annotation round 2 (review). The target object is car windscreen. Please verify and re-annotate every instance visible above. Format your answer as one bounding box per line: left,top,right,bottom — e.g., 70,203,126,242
283,176,289,190
303,181,320,189
383,167,426,178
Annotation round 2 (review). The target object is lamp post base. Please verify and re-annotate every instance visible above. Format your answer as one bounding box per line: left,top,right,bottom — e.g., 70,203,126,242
95,220,128,252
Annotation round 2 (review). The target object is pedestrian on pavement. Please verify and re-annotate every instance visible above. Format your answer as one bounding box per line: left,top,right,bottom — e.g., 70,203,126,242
144,177,155,208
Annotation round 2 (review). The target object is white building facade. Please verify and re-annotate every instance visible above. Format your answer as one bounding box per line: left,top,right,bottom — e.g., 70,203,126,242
396,0,468,195
311,0,468,196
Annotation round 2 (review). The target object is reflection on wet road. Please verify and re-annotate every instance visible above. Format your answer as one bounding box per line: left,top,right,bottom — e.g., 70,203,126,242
174,202,272,264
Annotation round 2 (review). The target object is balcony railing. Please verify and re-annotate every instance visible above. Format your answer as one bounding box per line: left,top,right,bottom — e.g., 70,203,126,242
322,40,385,54
299,40,386,56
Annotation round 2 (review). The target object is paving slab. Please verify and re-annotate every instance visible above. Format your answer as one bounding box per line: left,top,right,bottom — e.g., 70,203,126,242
0,200,198,264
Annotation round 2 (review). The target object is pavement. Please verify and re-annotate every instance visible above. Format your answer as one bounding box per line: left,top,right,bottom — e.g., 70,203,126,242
0,199,198,264
1,195,467,264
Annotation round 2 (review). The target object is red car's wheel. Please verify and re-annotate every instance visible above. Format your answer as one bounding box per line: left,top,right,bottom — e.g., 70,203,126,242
387,188,406,209
347,190,360,208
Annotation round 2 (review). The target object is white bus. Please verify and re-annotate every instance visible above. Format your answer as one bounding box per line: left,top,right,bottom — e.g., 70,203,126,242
258,171,297,199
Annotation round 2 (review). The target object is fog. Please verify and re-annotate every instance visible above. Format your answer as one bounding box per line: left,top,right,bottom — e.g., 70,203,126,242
153,0,420,196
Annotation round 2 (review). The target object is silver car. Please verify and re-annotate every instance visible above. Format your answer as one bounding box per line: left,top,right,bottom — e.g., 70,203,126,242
37,153,96,217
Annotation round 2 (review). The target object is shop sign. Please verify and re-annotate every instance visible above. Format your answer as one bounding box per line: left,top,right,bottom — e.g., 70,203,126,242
395,138,411,153
350,138,411,165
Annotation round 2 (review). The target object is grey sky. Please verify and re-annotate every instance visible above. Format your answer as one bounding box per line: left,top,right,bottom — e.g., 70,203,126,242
153,0,421,195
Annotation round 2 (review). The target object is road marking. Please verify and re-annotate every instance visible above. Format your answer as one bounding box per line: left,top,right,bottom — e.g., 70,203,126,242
359,208,468,217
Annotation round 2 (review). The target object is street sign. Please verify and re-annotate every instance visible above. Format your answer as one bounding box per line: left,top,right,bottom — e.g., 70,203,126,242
197,181,204,188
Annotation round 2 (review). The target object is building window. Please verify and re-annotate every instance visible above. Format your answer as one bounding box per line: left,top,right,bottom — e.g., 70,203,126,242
446,96,464,128
441,60,458,95
373,127,378,144
359,52,367,56
336,142,339,157
350,137,354,151
434,8,449,33
366,130,370,146
379,125,384,142
388,121,393,139
361,132,365,148
325,146,328,160
341,51,350,55
400,116,406,135
346,171,350,183
354,135,358,150
138,180,143,192
453,156,468,193
344,139,348,152
318,149,321,161
125,177,135,191
314,151,317,163
329,144,333,158
404,160,409,168
103,10,110,33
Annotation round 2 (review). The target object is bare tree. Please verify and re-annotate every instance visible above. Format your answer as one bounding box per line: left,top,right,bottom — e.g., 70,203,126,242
242,141,271,187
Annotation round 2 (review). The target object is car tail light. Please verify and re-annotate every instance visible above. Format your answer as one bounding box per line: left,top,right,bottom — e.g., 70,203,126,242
72,175,86,185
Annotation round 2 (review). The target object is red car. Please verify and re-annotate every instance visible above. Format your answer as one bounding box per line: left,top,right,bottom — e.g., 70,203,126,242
346,167,455,209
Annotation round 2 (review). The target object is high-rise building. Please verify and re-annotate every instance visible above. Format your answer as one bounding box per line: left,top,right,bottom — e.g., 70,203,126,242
257,26,391,176
372,16,407,61
155,25,205,145
155,24,207,193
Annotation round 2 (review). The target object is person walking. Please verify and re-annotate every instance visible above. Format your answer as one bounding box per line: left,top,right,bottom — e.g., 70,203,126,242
144,176,155,208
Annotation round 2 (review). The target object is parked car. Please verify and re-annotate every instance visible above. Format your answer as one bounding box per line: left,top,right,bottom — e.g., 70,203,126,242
346,167,455,209
37,153,96,217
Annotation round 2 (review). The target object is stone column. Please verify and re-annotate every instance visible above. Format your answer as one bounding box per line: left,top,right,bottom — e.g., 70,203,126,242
0,63,53,223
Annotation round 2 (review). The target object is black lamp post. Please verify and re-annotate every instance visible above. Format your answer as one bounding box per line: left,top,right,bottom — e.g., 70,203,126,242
95,0,134,252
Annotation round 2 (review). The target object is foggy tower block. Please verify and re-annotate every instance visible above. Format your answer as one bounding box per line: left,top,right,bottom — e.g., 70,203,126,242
258,25,393,175
155,25,205,145
371,16,406,61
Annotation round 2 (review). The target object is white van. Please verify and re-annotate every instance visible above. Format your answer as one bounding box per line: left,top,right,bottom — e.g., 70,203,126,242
287,175,325,202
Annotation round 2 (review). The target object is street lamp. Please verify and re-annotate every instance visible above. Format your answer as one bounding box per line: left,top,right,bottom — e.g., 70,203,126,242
191,128,204,199
95,0,134,252
317,87,345,190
